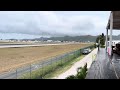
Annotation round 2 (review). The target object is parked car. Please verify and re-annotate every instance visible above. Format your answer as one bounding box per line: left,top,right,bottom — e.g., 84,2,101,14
82,48,91,55
87,48,91,53
115,43,120,55
82,49,89,55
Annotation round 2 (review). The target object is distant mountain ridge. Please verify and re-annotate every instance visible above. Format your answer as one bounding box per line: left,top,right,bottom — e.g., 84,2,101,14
47,35,120,42
7,35,120,42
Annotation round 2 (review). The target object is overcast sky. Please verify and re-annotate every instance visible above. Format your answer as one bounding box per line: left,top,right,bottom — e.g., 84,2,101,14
0,11,116,39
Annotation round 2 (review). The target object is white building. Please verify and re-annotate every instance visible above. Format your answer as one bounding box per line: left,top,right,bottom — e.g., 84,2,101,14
46,40,53,42
106,40,120,53
106,40,120,47
54,40,61,43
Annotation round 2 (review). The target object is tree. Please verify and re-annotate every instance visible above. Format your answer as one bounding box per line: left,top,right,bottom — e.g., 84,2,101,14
96,35,100,43
96,33,105,47
102,33,104,37
100,33,105,46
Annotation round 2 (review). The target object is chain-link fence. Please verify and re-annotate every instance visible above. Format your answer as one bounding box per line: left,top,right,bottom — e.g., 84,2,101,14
0,45,94,79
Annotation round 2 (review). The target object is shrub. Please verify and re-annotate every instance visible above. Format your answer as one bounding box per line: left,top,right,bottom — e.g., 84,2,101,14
66,75,76,79
66,63,88,79
101,45,105,48
94,43,97,48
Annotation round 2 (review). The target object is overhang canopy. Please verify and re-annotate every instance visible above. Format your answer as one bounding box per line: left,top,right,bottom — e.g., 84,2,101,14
107,11,120,30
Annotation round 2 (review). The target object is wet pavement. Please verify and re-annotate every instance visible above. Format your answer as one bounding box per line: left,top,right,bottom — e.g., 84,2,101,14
86,48,120,79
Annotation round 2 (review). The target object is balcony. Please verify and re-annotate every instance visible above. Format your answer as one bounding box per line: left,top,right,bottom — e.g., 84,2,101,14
86,48,120,79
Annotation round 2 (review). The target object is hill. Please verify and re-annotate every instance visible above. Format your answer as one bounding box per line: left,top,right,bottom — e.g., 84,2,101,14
7,35,120,42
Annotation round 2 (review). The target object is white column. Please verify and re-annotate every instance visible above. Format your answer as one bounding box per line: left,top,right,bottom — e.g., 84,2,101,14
106,29,108,52
109,12,113,56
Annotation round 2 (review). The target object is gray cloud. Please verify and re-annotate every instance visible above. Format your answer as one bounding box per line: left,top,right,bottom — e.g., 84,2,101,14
0,11,109,37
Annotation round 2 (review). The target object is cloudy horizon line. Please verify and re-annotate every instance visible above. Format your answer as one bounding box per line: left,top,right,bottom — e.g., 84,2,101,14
0,11,112,39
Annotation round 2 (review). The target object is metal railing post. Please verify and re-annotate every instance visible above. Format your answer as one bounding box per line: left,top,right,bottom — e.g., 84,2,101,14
55,56,57,67
80,49,81,56
16,69,17,79
61,56,62,65
30,64,31,79
41,62,43,79
51,58,53,71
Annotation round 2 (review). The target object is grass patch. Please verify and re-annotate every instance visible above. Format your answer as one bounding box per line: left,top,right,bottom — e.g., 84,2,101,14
19,54,85,79
45,55,85,79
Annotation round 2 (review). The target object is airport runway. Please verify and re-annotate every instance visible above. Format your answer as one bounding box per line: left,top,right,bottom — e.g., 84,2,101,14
0,43,75,48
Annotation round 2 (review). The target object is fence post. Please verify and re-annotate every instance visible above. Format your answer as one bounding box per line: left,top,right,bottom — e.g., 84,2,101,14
76,51,77,57
65,54,67,62
30,64,31,79
41,62,43,79
76,50,78,57
61,56,62,65
16,69,17,79
51,58,53,71
77,50,78,57
79,49,81,56
68,53,70,61
39,63,42,79
75,51,77,58
74,51,76,58
55,56,57,67
66,53,69,62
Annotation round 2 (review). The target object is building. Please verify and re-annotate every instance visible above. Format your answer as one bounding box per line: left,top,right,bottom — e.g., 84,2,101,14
46,40,53,42
106,11,120,56
106,40,120,47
